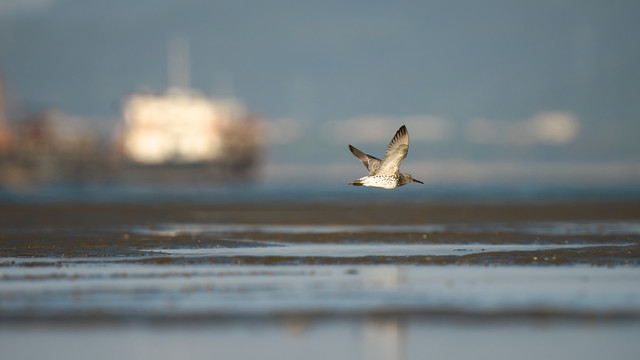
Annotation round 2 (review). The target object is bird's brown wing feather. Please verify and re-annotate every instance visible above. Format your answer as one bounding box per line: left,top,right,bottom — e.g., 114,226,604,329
349,145,381,175
376,125,409,175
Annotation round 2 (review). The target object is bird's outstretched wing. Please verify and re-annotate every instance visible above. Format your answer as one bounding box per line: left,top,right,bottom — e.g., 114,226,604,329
349,145,381,175
376,125,409,175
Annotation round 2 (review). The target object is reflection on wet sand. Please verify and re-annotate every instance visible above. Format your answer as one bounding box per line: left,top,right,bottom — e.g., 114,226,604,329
363,318,408,360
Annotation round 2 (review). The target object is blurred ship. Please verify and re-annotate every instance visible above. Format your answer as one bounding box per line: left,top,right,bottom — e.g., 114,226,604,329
115,88,262,184
112,37,264,185
0,61,263,189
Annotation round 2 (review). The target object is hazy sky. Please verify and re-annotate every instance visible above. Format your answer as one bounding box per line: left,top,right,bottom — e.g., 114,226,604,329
1,0,639,165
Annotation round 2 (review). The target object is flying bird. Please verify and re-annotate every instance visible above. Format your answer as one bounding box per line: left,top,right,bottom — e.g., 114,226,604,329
348,125,423,189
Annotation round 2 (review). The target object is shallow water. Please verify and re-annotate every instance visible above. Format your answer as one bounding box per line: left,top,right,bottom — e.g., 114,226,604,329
150,242,632,257
1,202,640,359
139,221,640,236
3,320,640,360
2,264,639,318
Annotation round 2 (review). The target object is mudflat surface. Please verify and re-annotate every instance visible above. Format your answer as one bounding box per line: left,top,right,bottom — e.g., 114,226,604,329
2,201,640,359
1,202,639,265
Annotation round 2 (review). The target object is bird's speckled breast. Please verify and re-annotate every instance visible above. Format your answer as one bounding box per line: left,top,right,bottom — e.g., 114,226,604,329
361,175,399,189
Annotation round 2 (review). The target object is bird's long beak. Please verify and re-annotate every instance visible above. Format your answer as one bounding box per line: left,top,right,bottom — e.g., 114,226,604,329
413,179,424,184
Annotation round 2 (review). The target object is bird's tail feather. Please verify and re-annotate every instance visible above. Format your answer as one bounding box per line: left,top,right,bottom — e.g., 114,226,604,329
349,180,363,186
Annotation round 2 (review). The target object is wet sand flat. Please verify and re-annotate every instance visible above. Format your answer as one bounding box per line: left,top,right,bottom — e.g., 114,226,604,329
1,201,640,359
2,202,639,265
